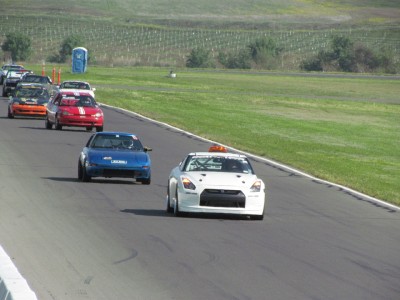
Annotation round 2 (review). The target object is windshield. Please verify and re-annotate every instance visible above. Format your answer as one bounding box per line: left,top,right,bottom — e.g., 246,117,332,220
7,71,25,79
14,88,50,104
183,155,254,174
60,95,96,107
23,76,50,84
91,135,144,151
60,82,90,90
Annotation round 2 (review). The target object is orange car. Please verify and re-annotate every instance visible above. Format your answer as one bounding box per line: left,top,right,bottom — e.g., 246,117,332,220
7,83,50,119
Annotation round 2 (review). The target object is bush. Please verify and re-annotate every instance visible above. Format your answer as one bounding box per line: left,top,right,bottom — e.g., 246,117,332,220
186,48,214,68
300,35,397,73
218,49,251,69
247,37,282,69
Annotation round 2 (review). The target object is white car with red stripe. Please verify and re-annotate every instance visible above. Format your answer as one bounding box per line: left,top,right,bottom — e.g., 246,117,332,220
58,80,96,98
166,146,266,220
45,90,104,132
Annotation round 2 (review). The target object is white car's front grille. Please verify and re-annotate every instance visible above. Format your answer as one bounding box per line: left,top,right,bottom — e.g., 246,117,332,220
200,189,245,208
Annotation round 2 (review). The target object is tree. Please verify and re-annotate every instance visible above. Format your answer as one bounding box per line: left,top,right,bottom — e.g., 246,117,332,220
58,35,84,63
1,32,32,62
186,48,214,68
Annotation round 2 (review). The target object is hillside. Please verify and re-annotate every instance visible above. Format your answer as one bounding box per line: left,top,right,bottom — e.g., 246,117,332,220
1,0,400,28
0,0,399,69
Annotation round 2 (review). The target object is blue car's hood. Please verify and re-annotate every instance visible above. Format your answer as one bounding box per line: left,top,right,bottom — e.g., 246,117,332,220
87,149,150,166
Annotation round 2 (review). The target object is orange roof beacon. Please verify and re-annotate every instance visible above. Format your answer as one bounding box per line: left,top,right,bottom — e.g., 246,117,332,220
208,145,228,153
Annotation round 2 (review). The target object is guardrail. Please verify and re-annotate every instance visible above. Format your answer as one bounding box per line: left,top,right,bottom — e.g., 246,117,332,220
0,246,37,300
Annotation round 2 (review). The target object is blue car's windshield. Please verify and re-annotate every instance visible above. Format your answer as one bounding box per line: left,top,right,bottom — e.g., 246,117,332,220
91,135,143,151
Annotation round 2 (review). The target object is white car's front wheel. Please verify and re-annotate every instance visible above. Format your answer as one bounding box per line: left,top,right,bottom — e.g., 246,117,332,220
173,189,181,217
165,183,174,213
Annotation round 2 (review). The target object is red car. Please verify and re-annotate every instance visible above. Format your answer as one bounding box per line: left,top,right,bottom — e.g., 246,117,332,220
45,90,104,131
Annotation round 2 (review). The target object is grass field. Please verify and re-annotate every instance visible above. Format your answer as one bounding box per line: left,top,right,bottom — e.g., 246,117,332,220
26,64,400,206
1,0,399,70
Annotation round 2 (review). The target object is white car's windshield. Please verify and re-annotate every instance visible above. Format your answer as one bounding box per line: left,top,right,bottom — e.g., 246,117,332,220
184,155,253,174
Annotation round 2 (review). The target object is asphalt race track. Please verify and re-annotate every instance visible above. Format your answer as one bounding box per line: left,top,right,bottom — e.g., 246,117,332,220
0,94,399,300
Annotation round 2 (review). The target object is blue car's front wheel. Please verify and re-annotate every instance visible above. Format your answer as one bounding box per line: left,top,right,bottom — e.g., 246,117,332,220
78,160,91,182
137,176,151,185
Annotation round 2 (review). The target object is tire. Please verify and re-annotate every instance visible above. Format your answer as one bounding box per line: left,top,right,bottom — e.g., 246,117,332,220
173,189,182,217
79,161,91,182
78,160,83,180
45,117,52,129
55,116,62,130
165,183,173,213
2,89,7,97
7,107,14,119
96,126,103,132
251,210,264,221
86,127,93,131
141,176,151,185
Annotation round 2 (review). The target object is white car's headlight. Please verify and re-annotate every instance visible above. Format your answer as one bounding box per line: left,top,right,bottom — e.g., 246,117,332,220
182,177,196,190
250,180,262,192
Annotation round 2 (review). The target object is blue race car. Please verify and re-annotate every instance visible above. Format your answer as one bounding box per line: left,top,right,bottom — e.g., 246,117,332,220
78,132,152,184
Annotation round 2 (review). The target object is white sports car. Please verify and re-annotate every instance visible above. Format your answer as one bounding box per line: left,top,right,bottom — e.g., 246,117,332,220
166,146,266,220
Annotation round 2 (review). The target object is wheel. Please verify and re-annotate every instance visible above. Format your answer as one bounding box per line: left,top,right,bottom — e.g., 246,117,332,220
165,183,173,213
141,176,151,185
7,107,14,119
45,117,52,129
78,160,83,180
173,189,182,217
79,161,91,182
251,214,264,221
96,126,103,132
2,89,7,97
86,127,93,131
250,209,264,221
55,116,62,130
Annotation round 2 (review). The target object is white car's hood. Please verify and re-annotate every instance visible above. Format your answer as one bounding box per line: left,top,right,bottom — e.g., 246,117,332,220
187,172,258,188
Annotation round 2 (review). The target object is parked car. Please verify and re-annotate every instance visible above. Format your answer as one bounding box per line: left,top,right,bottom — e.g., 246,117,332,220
0,64,24,85
7,83,50,118
166,145,266,220
78,131,152,184
2,70,31,96
45,90,104,131
58,80,96,98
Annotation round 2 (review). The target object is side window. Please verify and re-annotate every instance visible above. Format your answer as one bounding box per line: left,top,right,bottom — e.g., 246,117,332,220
180,155,192,171
86,134,95,147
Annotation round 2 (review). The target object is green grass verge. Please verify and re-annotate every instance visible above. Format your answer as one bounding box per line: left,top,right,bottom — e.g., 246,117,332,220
28,65,400,206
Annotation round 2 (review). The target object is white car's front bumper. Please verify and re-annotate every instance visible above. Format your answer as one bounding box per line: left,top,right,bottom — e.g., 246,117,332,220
177,188,265,216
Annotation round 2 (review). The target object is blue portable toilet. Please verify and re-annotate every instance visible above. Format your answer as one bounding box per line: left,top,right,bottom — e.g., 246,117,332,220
72,47,88,73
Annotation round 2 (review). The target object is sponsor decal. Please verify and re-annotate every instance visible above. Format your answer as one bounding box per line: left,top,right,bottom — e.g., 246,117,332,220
111,160,127,164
